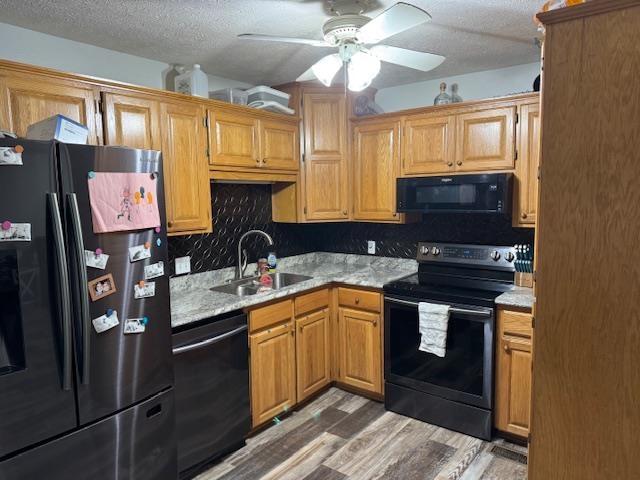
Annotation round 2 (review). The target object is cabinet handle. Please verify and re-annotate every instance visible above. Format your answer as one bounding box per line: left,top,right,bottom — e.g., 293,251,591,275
167,221,173,228
521,212,528,219
342,210,348,216
393,212,398,217
447,162,453,167
355,298,360,304
457,161,463,166
256,158,261,165
262,158,267,164
504,344,510,352
373,319,378,326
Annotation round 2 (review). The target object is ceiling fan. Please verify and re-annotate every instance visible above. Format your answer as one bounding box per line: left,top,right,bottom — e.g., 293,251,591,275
239,0,445,91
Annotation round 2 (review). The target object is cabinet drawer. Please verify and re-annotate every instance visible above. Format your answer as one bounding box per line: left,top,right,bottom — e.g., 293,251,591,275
250,299,293,332
294,289,329,317
499,309,533,339
338,288,381,313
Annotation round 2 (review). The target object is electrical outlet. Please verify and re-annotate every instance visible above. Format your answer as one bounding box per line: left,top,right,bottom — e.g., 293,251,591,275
175,256,191,275
367,240,376,255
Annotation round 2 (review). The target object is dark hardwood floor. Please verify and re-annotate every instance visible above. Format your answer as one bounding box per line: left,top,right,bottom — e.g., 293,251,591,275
196,388,527,480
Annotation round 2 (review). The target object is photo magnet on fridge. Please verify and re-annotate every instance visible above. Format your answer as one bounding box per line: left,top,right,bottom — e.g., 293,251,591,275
88,273,117,302
0,222,31,242
124,318,146,334
128,243,151,262
85,250,110,269
144,261,164,279
0,146,23,165
134,281,155,299
92,310,119,333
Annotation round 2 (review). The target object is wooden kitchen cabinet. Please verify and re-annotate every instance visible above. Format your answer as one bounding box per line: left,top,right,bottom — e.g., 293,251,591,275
102,92,161,150
352,119,402,222
302,93,349,220
208,109,259,169
455,106,516,172
337,288,383,395
160,101,212,235
296,307,331,402
260,119,298,170
250,321,297,427
495,308,533,439
402,114,456,175
0,72,100,143
514,102,540,227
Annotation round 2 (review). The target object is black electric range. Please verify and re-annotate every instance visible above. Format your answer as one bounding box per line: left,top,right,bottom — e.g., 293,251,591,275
383,242,516,440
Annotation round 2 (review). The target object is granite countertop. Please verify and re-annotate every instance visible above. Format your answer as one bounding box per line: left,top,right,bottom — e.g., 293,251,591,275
170,252,418,328
495,286,535,310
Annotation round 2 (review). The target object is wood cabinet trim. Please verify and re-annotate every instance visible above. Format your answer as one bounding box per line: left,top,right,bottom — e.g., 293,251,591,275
250,299,294,333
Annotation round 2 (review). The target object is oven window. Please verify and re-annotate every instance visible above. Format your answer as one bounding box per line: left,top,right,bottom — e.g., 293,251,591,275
388,305,484,396
415,184,477,204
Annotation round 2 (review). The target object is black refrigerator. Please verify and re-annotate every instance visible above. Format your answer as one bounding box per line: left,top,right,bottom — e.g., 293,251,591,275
0,139,176,479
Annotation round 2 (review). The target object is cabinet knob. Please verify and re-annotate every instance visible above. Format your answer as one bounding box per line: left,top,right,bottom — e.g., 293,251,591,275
342,210,348,215
355,298,360,304
457,161,463,166
393,212,398,217
167,221,173,228
503,344,510,352
262,158,267,164
373,320,378,326
256,158,261,165
447,162,453,167
521,212,528,219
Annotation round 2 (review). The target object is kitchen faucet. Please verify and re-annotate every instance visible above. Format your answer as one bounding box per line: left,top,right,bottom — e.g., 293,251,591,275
235,230,274,280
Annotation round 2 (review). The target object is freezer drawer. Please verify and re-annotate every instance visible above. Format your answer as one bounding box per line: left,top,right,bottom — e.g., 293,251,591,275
172,311,250,477
0,388,177,480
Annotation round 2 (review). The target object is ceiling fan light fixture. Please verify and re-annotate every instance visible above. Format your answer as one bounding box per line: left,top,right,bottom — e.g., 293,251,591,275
347,51,380,91
311,54,343,86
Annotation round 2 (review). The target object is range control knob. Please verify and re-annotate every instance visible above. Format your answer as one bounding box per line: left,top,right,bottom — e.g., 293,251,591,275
431,246,441,256
505,251,515,262
420,246,429,255
490,250,501,261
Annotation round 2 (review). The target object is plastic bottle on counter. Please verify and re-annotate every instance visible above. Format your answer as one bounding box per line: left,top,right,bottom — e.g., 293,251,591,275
267,252,277,273
258,258,269,275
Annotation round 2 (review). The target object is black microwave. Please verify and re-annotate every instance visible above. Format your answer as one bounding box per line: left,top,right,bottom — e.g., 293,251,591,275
397,173,513,215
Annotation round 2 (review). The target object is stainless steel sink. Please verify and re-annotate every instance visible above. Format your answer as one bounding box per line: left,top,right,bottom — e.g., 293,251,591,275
210,272,313,297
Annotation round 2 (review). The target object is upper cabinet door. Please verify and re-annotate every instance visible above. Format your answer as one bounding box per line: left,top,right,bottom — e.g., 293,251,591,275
302,93,349,220
208,109,259,169
260,119,299,171
0,74,99,144
160,101,211,235
353,120,401,222
102,92,161,150
514,102,540,227
402,114,455,175
455,106,516,172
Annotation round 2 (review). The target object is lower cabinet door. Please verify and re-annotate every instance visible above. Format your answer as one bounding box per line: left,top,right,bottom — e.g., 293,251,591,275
296,308,330,402
495,335,532,437
338,307,382,394
250,322,296,427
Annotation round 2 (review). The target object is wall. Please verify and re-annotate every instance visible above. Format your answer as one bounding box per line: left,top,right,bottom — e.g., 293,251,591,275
0,22,251,91
375,62,541,112
167,184,534,276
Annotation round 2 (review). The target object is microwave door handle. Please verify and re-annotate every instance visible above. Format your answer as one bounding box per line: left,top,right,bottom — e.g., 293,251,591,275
67,193,91,385
172,325,248,355
48,193,73,391
385,297,492,318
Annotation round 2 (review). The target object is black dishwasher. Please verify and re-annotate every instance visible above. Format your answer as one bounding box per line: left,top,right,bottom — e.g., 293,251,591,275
172,310,250,479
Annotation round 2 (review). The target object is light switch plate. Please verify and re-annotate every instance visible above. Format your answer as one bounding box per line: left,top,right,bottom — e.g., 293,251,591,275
367,240,376,255
175,256,191,275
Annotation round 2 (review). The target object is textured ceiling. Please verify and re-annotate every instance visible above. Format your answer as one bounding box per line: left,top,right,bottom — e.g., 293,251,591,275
0,0,544,88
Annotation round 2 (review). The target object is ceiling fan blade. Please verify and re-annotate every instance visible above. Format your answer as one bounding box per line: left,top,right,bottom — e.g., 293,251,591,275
238,34,330,47
369,45,445,72
357,2,431,44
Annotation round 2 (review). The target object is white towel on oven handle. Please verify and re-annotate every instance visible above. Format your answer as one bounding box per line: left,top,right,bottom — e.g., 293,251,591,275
418,302,450,357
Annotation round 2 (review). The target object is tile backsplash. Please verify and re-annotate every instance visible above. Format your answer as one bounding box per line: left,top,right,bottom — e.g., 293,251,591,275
167,184,535,276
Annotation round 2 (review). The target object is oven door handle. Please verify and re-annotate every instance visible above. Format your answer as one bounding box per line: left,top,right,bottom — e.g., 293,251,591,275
384,297,492,318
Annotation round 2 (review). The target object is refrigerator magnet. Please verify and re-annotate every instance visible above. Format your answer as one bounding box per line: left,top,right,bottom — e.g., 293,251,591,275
84,249,109,269
88,273,117,302
144,261,164,280
0,146,23,165
128,244,152,262
134,281,155,299
123,317,147,334
92,310,119,334
0,222,31,242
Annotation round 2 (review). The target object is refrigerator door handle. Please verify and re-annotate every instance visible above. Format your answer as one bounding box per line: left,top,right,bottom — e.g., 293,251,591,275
48,193,73,391
67,192,91,385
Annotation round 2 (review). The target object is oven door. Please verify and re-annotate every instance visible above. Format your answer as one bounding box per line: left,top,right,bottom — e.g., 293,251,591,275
384,296,494,409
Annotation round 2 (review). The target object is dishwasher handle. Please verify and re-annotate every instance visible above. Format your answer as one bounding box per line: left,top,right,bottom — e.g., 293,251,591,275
172,324,248,355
